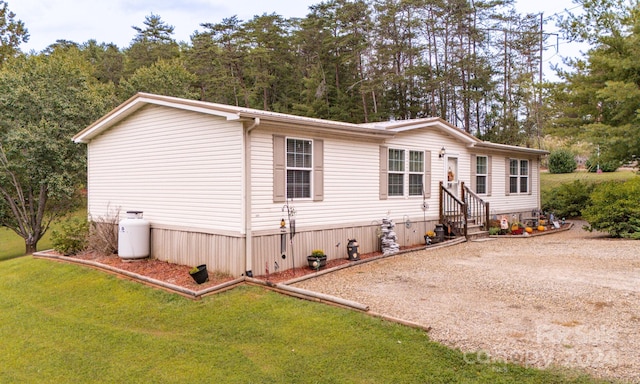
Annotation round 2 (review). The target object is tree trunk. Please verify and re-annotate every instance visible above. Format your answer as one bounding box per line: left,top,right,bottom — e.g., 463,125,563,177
25,240,37,255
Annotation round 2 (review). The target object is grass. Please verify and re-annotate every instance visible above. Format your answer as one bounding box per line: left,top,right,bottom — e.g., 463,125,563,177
0,257,603,383
0,226,57,262
0,209,86,262
540,168,637,193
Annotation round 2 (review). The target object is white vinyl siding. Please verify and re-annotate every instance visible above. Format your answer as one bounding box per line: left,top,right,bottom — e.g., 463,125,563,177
253,131,386,230
251,129,541,231
87,104,244,231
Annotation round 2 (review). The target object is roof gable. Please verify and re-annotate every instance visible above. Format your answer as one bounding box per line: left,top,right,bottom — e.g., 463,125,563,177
73,93,394,143
73,92,548,156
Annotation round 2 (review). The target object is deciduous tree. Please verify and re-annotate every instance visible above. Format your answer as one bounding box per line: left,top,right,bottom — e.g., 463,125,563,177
552,0,640,164
0,50,114,254
0,1,28,64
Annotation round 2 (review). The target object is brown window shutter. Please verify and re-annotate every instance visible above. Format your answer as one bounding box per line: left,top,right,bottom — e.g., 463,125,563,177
470,154,477,191
487,155,492,196
505,158,510,196
379,146,388,200
424,150,431,198
313,139,324,201
273,135,286,203
528,159,533,195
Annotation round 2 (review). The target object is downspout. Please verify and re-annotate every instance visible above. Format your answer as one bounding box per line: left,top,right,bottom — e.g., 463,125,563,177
244,118,260,276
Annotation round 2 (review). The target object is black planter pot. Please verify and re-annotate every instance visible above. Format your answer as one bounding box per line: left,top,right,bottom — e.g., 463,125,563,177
307,255,327,270
189,264,209,284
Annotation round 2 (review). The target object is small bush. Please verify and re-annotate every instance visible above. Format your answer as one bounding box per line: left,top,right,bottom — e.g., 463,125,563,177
548,149,577,174
542,180,594,218
51,217,89,255
583,178,640,238
88,206,120,255
585,156,620,172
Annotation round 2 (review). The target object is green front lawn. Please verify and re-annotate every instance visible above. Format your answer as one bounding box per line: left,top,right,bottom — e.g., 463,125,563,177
0,257,602,383
0,226,56,261
0,209,86,261
540,168,637,193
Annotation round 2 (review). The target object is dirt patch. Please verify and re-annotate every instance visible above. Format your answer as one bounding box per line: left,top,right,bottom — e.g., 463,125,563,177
293,221,640,383
255,251,377,283
39,251,235,290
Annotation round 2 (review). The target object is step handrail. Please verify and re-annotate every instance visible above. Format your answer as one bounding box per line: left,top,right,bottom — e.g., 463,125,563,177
439,181,467,238
461,182,490,231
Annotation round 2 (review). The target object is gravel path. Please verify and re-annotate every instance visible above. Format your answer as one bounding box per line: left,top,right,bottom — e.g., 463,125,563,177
294,222,640,383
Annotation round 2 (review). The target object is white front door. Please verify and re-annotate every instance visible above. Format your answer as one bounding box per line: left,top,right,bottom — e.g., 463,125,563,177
445,156,459,196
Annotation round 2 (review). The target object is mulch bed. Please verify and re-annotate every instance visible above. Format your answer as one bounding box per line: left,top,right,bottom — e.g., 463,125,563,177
254,244,430,284
490,222,572,237
36,243,433,290
37,250,236,290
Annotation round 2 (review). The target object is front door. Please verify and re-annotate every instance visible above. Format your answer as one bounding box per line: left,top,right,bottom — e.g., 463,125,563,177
445,156,458,196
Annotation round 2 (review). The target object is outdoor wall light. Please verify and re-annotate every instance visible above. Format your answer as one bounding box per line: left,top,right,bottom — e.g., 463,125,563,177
438,147,446,158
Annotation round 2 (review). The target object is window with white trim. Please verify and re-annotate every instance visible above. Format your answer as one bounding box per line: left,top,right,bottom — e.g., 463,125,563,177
509,158,529,194
409,150,424,196
520,160,529,193
388,148,424,197
286,138,312,199
388,149,404,196
476,155,488,194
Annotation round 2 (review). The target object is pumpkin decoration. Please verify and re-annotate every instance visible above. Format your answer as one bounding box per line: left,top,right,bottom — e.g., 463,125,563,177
537,225,545,232
525,227,533,234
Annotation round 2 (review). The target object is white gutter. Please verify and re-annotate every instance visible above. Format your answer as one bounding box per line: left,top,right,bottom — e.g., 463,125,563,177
244,118,260,276
472,141,549,156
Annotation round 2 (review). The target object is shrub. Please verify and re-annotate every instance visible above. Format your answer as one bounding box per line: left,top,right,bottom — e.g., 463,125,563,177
310,249,325,257
585,156,620,172
548,149,577,174
488,227,500,236
51,217,89,255
583,178,640,238
88,207,120,255
541,180,594,218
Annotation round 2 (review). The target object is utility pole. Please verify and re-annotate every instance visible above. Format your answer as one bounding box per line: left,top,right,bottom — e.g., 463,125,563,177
537,12,544,149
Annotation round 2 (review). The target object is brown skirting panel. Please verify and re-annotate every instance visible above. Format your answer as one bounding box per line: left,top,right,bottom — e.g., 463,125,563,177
150,228,246,276
148,219,440,277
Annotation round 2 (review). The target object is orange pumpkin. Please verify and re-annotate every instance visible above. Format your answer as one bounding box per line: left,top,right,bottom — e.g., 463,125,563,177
537,225,545,231
525,227,533,233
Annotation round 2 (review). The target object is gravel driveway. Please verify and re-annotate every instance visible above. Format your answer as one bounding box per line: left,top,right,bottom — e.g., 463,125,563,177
293,221,640,382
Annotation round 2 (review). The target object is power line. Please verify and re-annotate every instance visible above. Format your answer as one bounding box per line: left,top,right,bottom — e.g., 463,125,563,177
544,5,583,21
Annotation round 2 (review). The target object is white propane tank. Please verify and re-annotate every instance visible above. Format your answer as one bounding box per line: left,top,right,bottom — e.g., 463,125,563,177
118,211,150,259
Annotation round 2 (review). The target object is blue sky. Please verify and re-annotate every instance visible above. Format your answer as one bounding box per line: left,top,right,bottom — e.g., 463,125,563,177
11,0,585,79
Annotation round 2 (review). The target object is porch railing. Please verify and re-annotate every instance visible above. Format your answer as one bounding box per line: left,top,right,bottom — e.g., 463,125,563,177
439,181,467,237
461,182,490,231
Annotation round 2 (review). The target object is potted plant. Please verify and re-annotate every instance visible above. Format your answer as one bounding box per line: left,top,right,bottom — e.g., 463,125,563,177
307,249,327,270
424,230,435,245
189,264,209,284
510,222,524,235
